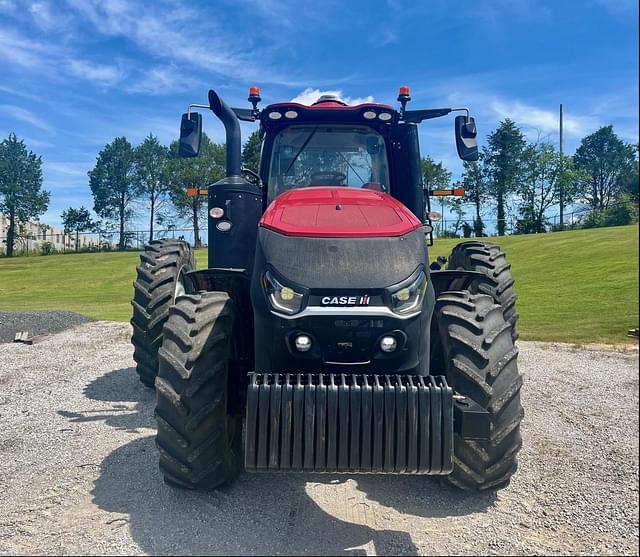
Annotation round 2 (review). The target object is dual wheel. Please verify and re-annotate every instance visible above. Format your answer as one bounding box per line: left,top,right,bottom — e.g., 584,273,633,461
130,239,241,488
131,239,523,491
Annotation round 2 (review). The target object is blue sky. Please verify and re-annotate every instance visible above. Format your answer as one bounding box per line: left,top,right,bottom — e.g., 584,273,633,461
1,0,638,228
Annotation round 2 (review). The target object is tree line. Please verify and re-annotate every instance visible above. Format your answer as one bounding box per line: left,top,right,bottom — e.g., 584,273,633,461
80,133,227,249
422,120,638,237
1,118,638,256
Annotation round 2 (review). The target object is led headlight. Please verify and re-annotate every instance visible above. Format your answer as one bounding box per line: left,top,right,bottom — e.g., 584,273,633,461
390,271,428,315
262,271,304,315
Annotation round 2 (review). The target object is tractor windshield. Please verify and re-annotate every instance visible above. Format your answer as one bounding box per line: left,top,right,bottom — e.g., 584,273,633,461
267,125,390,201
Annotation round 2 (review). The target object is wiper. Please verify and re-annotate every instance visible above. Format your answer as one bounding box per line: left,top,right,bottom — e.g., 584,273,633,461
284,126,318,175
337,151,365,185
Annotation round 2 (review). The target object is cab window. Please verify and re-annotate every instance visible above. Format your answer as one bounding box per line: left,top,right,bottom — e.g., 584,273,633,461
267,125,390,201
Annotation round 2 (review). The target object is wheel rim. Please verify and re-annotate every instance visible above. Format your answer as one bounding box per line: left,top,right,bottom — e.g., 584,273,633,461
173,266,187,300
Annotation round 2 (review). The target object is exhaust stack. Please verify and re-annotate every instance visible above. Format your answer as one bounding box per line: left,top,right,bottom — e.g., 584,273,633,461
208,89,242,177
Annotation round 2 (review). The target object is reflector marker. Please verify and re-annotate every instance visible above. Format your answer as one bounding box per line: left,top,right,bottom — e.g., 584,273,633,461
429,188,465,197
186,188,209,197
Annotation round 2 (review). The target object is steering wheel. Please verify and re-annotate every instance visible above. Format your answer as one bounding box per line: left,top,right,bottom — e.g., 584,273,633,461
310,171,347,184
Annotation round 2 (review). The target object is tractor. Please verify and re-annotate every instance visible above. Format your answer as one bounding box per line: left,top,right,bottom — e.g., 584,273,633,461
130,86,523,491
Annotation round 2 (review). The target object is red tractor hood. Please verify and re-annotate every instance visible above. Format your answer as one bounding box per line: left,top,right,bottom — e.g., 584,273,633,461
260,187,422,238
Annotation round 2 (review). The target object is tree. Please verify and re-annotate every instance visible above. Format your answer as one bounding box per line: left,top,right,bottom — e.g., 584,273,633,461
62,206,96,251
619,143,639,205
421,156,452,190
242,130,262,172
164,134,225,247
134,134,169,242
89,137,136,250
580,192,639,228
448,196,466,237
461,158,487,236
515,143,578,234
421,156,452,225
0,133,49,257
484,119,528,235
573,126,637,211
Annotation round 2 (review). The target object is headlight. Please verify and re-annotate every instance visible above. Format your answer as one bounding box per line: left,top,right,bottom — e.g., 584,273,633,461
390,271,427,315
262,271,304,315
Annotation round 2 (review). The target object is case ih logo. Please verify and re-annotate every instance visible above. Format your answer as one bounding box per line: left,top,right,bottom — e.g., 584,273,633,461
321,295,370,306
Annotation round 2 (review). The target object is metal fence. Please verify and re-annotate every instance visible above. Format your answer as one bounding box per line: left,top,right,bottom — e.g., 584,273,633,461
0,227,208,256
433,207,597,238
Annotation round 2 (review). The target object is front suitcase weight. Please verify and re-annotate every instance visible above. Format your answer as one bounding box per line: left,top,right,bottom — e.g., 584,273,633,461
244,373,454,474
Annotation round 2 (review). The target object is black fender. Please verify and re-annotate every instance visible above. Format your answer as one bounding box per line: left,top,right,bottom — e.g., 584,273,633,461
183,268,254,412
429,269,486,298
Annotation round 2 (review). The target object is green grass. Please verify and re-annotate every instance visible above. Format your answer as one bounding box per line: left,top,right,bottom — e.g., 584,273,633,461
430,224,639,344
0,225,637,344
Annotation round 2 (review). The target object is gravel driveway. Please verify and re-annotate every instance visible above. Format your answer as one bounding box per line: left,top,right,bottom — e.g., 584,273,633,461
0,321,638,556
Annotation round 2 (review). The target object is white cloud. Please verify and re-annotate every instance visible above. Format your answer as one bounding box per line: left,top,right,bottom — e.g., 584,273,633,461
0,29,124,87
29,1,72,30
45,161,90,178
490,99,599,139
0,0,16,12
66,59,124,85
0,29,51,68
291,88,374,106
64,0,254,79
124,65,200,95
0,104,55,134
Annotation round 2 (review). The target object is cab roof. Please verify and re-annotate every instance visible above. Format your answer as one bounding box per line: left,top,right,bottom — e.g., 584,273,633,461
260,99,399,128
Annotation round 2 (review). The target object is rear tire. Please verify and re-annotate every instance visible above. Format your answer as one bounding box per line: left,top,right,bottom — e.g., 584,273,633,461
155,292,242,490
436,290,523,491
447,241,519,340
131,239,194,387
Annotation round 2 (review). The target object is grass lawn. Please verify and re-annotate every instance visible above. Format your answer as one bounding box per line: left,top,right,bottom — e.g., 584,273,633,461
0,224,637,344
429,224,639,344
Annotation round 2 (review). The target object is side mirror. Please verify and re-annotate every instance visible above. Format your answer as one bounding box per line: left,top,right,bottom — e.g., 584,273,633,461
178,112,202,158
455,115,479,161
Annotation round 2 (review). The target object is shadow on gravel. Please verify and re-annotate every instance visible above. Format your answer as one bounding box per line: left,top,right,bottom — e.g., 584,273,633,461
57,367,155,432
62,366,496,555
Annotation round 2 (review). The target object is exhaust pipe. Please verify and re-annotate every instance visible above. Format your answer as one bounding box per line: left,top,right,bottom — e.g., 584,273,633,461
208,89,242,177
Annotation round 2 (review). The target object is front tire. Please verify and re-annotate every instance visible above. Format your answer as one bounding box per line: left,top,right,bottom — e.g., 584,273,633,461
447,241,519,340
155,292,242,490
436,290,524,491
131,239,194,387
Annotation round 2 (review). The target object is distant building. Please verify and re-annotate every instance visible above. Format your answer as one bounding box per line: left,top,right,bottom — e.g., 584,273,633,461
0,215,103,254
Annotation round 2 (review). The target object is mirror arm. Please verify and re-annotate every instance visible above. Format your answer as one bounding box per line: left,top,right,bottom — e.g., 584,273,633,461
187,104,259,122
450,107,471,122
187,103,209,117
232,108,259,122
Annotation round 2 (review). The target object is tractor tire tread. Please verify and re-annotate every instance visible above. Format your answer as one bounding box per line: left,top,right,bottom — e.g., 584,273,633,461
131,239,194,387
436,290,523,491
448,241,519,340
155,291,242,490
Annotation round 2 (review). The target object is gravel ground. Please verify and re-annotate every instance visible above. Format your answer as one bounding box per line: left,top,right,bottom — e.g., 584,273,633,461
0,321,638,556
0,311,92,344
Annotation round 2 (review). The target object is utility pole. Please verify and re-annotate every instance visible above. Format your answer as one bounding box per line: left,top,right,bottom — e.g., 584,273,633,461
559,103,564,230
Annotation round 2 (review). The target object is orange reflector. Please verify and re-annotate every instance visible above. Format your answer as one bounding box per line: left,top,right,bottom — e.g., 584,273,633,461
399,85,410,96
429,188,465,197
186,188,208,197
